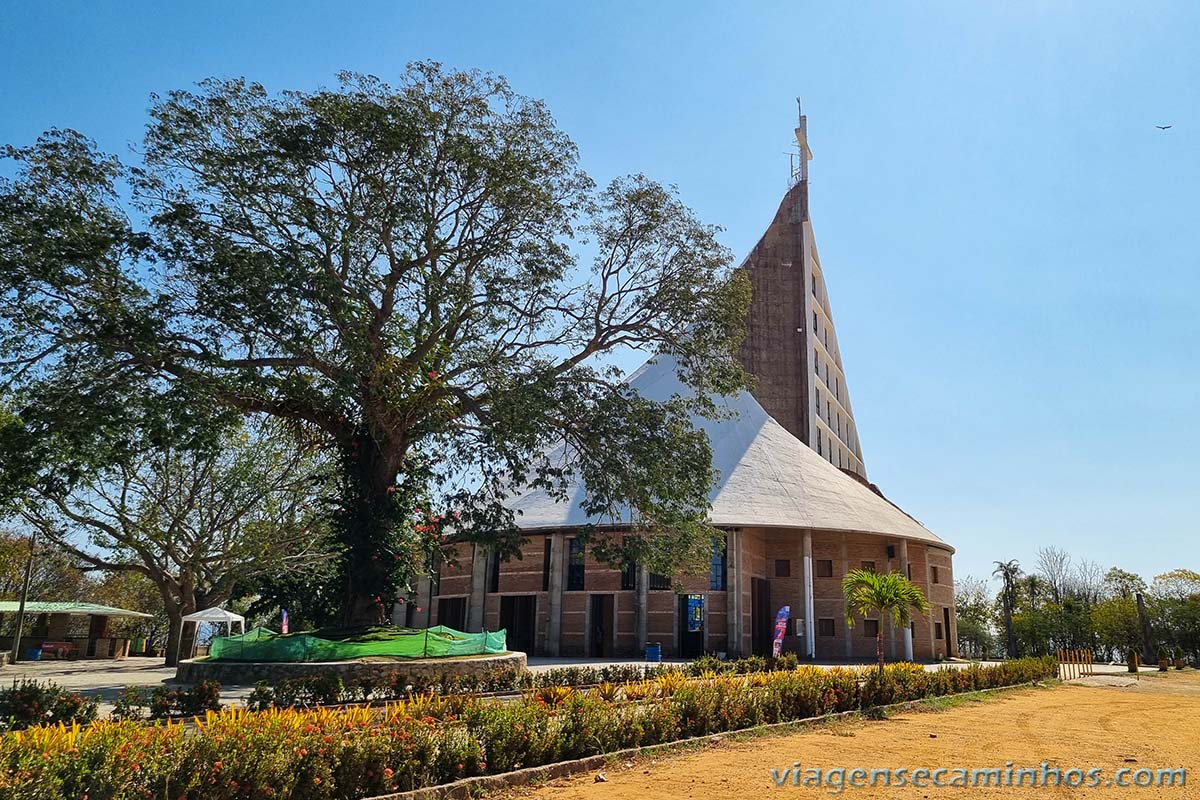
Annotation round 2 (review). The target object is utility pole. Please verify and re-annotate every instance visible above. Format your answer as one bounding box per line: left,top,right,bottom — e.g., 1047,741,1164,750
10,529,36,664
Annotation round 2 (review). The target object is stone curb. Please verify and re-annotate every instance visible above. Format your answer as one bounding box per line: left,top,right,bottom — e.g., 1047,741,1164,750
366,679,1053,800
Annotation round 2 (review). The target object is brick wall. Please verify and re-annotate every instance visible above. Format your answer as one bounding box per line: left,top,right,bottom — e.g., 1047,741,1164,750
736,181,811,445
430,529,954,662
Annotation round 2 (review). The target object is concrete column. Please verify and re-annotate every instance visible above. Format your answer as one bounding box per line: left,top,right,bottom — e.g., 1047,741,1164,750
841,539,852,658
900,539,914,661
411,576,432,628
467,544,487,633
546,533,564,656
636,563,649,654
408,575,432,633
726,529,741,657
802,530,815,658
949,608,959,659
928,563,937,657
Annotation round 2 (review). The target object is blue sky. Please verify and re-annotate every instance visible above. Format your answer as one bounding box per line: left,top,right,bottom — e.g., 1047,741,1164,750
3,2,1197,587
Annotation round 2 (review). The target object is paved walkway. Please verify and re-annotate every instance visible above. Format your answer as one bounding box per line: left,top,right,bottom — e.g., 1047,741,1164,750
2,657,256,715
4,657,178,699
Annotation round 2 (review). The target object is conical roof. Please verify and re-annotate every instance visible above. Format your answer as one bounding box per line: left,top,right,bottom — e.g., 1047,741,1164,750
508,355,949,549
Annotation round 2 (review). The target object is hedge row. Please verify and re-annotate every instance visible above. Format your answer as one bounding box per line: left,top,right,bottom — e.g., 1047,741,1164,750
247,653,806,709
0,656,1056,800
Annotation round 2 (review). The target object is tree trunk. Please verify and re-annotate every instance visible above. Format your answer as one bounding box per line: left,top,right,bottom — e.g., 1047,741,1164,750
162,589,197,667
1136,592,1156,665
1003,604,1016,659
876,630,884,673
164,610,184,667
339,432,408,626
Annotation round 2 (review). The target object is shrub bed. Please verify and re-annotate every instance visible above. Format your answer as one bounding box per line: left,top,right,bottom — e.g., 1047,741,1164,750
0,656,1056,800
246,653,800,709
112,681,223,721
0,681,98,733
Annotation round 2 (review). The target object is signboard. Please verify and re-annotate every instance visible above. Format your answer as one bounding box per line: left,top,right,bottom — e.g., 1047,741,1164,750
686,594,705,632
772,605,791,657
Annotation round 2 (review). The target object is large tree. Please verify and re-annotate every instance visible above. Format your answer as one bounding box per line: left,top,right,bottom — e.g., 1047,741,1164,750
16,427,330,664
0,63,750,623
1035,545,1071,604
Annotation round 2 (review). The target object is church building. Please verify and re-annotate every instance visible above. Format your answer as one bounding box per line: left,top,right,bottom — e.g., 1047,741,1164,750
413,112,957,661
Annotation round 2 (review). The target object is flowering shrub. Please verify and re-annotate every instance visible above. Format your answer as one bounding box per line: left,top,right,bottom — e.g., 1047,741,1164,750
246,655,824,711
0,680,98,732
0,657,1056,799
111,681,222,720
248,676,345,710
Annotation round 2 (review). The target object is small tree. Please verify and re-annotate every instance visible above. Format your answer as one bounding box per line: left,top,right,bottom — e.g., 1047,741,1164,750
0,528,89,602
993,559,1021,658
1092,596,1143,664
91,571,168,652
954,575,996,658
1103,567,1146,599
17,427,331,665
842,569,931,671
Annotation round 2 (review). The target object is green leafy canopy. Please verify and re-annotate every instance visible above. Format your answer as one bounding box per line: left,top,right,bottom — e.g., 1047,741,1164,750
0,62,750,621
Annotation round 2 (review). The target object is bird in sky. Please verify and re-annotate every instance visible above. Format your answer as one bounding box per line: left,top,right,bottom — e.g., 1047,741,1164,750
1156,125,1173,130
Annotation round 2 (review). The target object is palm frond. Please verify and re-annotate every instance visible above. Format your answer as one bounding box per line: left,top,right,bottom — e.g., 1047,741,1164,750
842,568,931,626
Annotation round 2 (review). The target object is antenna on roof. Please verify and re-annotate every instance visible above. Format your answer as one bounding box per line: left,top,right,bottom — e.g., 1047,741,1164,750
796,96,803,124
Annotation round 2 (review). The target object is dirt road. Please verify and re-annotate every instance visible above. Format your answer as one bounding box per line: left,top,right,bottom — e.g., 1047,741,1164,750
508,670,1200,799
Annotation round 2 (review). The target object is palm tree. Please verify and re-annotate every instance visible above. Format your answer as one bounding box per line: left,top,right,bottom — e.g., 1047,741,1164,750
1025,574,1042,611
842,569,931,671
993,560,1022,659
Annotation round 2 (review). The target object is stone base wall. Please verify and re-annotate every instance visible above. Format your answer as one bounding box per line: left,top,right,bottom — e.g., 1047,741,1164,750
176,650,526,685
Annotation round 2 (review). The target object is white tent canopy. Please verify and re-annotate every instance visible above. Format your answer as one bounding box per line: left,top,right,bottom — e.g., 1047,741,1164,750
176,607,245,664
506,353,949,549
182,607,245,626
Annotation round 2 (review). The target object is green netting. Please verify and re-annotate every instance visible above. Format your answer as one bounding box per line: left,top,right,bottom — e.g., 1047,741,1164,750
208,625,507,662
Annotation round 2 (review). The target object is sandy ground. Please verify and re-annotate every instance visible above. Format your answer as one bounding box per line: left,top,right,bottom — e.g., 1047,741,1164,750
506,670,1200,799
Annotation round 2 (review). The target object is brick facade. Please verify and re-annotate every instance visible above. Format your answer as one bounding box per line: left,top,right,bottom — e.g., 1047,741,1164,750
429,529,956,662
